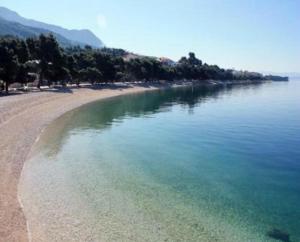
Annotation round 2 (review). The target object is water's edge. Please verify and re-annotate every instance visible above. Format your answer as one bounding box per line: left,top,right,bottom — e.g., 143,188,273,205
18,80,273,241
17,82,197,242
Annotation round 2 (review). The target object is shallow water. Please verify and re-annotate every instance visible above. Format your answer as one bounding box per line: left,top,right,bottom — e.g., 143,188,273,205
20,80,300,241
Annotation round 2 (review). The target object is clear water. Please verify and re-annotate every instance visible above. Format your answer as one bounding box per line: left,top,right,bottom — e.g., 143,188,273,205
20,80,300,242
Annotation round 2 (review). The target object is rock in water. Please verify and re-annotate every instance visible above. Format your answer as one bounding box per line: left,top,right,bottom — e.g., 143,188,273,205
267,228,290,242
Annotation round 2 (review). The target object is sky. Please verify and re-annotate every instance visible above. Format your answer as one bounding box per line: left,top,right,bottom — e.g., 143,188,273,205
0,0,299,73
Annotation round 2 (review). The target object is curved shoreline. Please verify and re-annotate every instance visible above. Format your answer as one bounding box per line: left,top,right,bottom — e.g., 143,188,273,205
0,83,166,242
0,80,262,241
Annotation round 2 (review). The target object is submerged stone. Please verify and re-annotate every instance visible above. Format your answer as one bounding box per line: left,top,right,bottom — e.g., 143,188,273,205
267,228,290,242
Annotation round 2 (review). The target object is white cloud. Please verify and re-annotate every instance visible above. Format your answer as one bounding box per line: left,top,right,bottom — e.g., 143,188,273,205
97,14,107,29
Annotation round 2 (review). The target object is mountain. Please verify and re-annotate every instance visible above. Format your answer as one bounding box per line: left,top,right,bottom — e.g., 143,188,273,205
0,17,89,47
0,6,104,48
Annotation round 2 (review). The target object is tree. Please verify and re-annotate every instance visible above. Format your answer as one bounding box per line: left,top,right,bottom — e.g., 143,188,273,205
94,53,117,82
66,55,79,85
0,46,18,94
79,67,103,84
16,63,30,87
26,37,39,60
188,52,202,66
0,34,267,92
16,40,30,64
37,34,64,88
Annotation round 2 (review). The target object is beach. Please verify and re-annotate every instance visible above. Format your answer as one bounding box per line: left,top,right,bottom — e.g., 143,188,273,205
2,81,299,242
0,84,160,242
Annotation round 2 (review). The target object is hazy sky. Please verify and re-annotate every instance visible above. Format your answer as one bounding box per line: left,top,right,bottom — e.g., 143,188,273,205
1,0,299,72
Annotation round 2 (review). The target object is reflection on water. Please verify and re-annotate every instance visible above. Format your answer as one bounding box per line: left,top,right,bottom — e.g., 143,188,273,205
42,83,264,156
20,81,300,242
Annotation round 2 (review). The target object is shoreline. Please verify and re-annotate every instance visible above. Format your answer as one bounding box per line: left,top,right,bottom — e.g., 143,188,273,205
0,83,172,242
0,80,265,241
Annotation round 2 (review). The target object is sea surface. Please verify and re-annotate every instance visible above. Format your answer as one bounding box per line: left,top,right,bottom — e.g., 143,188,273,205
19,80,300,241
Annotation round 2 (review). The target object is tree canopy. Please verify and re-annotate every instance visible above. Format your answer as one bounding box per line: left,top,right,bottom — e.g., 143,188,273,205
0,34,284,94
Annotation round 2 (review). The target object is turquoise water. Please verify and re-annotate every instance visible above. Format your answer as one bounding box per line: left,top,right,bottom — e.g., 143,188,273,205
20,81,300,241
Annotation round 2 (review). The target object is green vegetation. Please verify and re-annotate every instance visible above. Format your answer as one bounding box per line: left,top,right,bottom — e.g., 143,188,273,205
0,34,287,94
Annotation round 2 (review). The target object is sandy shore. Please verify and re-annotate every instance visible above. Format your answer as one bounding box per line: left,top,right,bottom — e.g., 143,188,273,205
0,84,163,242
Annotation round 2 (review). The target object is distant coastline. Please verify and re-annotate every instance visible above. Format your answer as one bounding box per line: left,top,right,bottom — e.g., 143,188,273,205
264,75,289,81
0,34,287,95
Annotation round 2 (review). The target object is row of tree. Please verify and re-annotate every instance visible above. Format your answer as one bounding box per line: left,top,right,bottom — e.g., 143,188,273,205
0,34,267,94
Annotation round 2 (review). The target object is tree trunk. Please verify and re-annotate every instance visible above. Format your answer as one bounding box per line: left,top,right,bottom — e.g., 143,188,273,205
38,72,43,89
5,80,9,94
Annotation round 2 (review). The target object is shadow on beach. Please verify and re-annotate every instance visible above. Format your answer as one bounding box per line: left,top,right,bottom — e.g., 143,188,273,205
0,81,175,97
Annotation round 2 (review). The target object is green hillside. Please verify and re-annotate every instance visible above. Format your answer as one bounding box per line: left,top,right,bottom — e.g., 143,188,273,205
0,17,87,47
